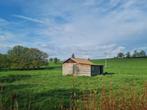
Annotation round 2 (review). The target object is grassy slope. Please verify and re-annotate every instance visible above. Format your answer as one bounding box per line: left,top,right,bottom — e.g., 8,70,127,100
93,58,147,89
0,58,147,109
93,58,147,75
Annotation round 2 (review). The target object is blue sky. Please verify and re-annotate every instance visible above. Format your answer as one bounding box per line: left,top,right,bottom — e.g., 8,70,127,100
0,0,147,59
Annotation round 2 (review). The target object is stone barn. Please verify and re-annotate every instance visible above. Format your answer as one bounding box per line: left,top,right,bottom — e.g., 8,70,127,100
62,58,104,76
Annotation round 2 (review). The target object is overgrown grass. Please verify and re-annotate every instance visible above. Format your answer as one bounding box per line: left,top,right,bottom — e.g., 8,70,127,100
0,58,147,110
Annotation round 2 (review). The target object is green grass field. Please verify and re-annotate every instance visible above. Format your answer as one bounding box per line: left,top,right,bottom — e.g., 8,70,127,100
0,58,147,110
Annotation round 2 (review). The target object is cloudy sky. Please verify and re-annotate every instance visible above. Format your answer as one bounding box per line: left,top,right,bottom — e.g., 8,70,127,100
0,0,147,59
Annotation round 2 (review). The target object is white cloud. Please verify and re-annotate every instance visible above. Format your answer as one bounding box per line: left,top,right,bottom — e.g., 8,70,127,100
13,15,45,24
18,0,147,59
0,18,9,27
36,42,125,59
0,35,9,41
1,0,147,59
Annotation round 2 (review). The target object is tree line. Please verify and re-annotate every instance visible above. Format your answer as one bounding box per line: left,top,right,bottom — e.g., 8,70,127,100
0,45,49,70
116,50,146,58
49,57,60,64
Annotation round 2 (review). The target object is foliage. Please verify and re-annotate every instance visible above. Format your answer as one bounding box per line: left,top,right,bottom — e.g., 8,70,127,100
0,45,48,70
116,50,146,58
53,57,60,64
49,57,61,65
126,52,131,58
132,50,146,58
117,52,125,58
140,50,146,57
49,58,53,62
0,54,9,69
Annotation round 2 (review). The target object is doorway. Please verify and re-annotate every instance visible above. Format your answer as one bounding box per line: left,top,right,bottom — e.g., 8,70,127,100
73,64,78,75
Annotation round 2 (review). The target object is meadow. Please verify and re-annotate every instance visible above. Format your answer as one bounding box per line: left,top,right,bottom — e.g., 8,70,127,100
0,58,147,110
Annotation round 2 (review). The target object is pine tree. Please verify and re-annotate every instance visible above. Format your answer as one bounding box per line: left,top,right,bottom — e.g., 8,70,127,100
126,52,131,58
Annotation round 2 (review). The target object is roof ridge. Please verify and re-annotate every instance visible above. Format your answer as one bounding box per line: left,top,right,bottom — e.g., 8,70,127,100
72,57,89,60
71,57,93,65
64,57,94,65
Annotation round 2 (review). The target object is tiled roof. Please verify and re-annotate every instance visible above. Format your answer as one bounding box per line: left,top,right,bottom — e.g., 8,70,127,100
64,58,93,65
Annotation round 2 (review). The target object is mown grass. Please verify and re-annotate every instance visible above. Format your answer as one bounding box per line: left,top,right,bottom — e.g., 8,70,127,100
0,58,147,110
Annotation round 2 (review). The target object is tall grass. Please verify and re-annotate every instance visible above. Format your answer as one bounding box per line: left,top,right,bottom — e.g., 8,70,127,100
60,82,147,110
0,82,147,110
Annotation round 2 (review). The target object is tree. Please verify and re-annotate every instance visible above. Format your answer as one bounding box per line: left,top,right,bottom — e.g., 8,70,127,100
132,50,140,58
117,52,125,58
0,53,9,69
126,52,131,58
54,58,57,64
71,53,75,58
139,50,146,57
49,58,53,62
132,50,137,57
54,57,60,64
27,48,48,69
132,50,146,58
7,45,48,69
7,45,28,69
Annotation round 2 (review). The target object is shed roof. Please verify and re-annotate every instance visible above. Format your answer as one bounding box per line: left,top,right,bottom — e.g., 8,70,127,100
64,58,93,65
